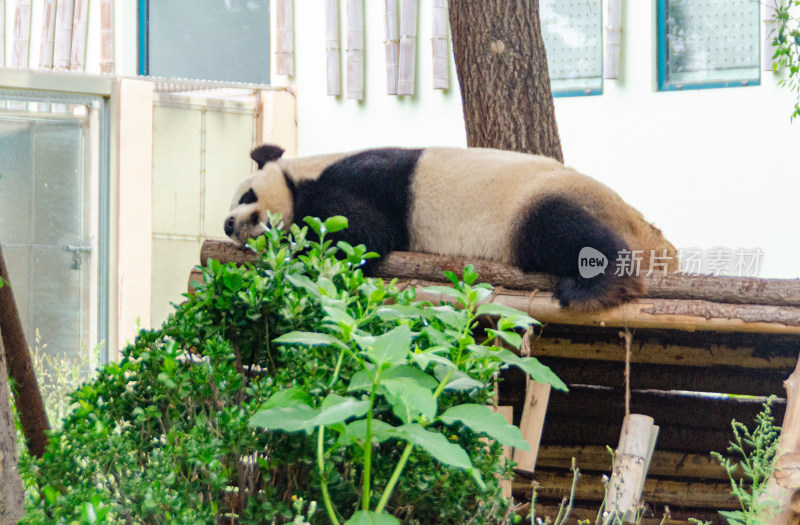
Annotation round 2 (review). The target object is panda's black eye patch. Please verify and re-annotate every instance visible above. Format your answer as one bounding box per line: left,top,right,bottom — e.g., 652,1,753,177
238,188,257,205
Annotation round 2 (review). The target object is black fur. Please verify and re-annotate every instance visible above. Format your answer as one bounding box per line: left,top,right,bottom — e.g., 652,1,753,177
515,196,639,310
292,148,423,266
238,188,258,205
251,145,285,169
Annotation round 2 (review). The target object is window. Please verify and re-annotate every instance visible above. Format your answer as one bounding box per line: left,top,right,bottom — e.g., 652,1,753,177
540,0,603,97
658,0,760,91
139,0,271,84
0,91,108,365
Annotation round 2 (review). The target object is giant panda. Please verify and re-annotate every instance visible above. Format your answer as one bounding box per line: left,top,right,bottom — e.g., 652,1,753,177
225,144,678,312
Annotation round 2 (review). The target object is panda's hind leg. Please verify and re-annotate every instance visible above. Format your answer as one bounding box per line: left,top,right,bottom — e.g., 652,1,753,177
515,196,645,312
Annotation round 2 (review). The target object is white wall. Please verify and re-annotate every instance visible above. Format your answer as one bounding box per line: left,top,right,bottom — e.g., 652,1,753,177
280,1,800,279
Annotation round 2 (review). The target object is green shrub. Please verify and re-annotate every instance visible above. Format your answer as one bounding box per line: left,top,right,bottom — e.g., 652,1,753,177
20,214,566,524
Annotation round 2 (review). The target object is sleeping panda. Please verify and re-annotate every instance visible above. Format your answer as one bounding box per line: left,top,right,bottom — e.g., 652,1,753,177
225,144,678,312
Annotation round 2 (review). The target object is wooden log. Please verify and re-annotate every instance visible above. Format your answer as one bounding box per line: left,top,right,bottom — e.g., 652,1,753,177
99,0,114,73
325,0,341,96
0,334,24,523
69,0,88,71
346,0,364,99
0,244,49,458
11,0,31,68
198,242,800,308
536,445,728,481
53,0,74,70
39,0,56,68
384,0,399,94
603,0,622,79
516,471,738,509
275,0,294,76
531,505,719,525
764,356,800,525
431,0,448,90
605,414,659,522
397,0,417,95
512,380,550,473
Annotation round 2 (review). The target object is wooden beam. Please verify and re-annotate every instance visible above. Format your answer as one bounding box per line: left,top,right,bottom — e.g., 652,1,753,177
384,0,399,94
39,0,56,68
0,334,24,523
199,242,800,308
0,244,49,458
512,380,550,473
53,0,74,70
346,0,364,99
275,0,294,76
69,0,88,71
11,0,32,68
765,356,800,524
325,0,341,96
431,0,449,90
397,0,417,95
606,414,660,522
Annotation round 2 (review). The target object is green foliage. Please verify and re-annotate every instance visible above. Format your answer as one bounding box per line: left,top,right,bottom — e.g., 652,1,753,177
773,1,800,119
21,213,564,524
712,398,782,524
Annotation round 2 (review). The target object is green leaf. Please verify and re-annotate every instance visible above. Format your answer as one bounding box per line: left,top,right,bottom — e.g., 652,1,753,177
376,304,432,321
363,325,412,368
285,274,321,297
42,485,58,505
273,331,349,351
469,345,568,392
260,387,312,410
487,328,522,348
434,366,484,392
380,372,438,423
477,303,539,328
324,215,349,233
345,419,397,443
462,265,479,285
249,404,319,433
347,369,373,392
306,393,370,431
428,305,468,329
304,216,324,235
344,511,401,525
440,404,530,450
410,346,456,371
423,285,467,302
395,424,485,489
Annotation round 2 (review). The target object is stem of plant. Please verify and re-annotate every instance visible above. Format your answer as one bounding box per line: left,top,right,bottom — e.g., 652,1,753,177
317,426,340,525
362,381,378,510
374,442,414,513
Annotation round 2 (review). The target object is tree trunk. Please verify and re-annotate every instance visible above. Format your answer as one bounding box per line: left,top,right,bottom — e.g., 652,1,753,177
448,0,564,162
0,244,49,458
0,334,24,523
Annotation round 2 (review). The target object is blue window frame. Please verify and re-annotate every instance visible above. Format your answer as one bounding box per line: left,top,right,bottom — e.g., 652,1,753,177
138,0,271,84
657,0,760,91
540,0,603,97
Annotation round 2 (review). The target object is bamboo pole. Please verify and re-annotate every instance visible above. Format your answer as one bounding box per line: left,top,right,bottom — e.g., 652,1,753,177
512,381,551,473
431,0,448,90
0,333,24,523
99,0,114,73
0,0,5,66
0,245,50,458
605,414,659,523
764,357,800,525
347,0,364,99
11,0,31,68
384,0,399,94
275,0,294,76
397,0,417,95
39,0,56,68
604,0,622,79
69,0,88,71
325,0,340,96
53,0,74,70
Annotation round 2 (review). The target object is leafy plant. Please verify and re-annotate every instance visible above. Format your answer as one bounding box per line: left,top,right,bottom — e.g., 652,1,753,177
20,213,566,524
712,398,782,524
773,0,800,119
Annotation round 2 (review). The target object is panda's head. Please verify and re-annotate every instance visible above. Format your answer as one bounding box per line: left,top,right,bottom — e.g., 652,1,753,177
224,144,295,245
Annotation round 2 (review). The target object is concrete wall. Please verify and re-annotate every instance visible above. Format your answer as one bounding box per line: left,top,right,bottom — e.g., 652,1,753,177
279,1,800,279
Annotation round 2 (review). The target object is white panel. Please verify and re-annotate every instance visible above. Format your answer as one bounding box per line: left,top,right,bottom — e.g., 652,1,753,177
150,238,201,328
151,105,202,236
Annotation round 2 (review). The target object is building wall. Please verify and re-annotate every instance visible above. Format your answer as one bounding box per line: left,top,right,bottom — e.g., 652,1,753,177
280,1,800,279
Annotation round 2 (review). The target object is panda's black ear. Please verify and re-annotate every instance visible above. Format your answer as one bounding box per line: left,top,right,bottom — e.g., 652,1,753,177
251,144,285,169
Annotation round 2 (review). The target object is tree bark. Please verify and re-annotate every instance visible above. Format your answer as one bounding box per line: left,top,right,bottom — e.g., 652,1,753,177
0,244,49,458
0,334,24,523
448,0,564,161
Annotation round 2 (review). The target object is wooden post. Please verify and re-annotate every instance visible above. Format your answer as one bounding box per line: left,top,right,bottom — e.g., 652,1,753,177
764,356,800,524
69,0,88,71
431,0,448,90
397,0,417,95
39,0,56,68
325,0,340,96
275,0,294,76
0,333,24,523
763,0,779,72
99,0,114,73
0,244,50,458
11,0,32,68
605,414,659,523
492,405,514,499
512,380,551,473
384,0,399,94
346,0,364,99
53,0,74,70
604,0,622,79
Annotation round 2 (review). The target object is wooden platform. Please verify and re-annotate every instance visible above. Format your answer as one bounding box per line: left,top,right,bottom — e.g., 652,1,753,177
197,240,800,523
